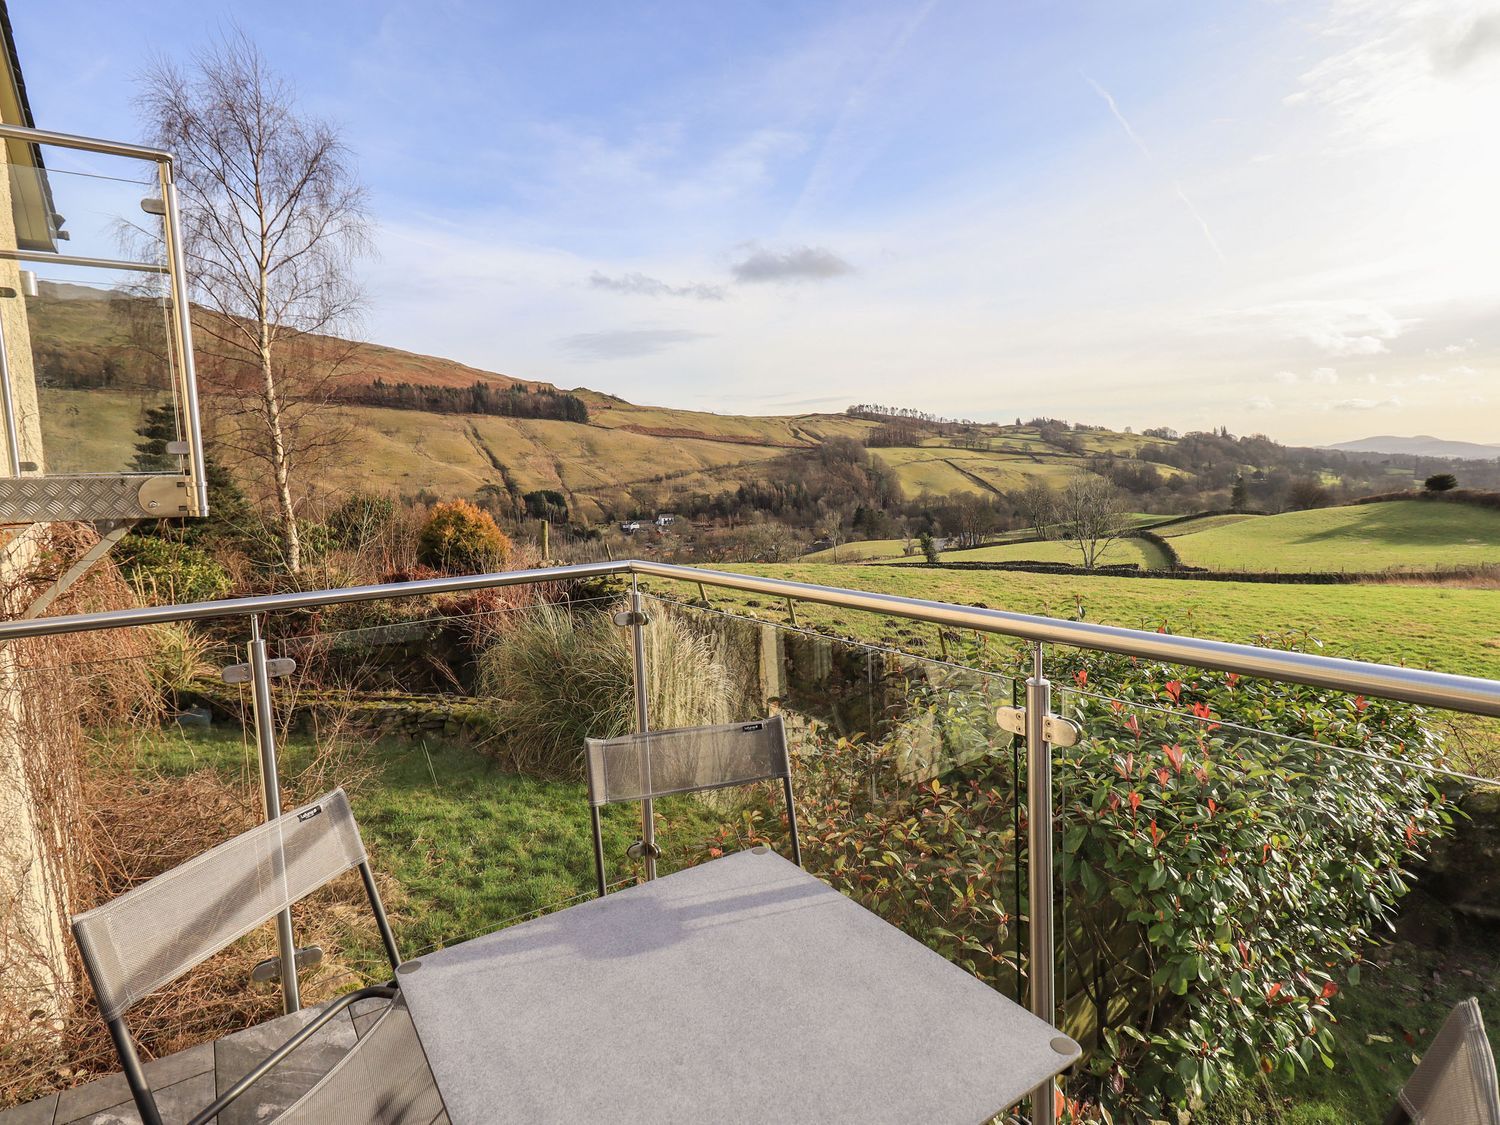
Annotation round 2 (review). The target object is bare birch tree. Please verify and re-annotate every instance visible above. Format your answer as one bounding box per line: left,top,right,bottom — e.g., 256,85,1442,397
1056,475,1130,570
139,35,370,573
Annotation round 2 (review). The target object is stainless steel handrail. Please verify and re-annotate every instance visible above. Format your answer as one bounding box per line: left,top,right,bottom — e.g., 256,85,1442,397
633,561,1500,718
5,557,1500,718
0,560,627,639
0,122,172,163
0,248,171,274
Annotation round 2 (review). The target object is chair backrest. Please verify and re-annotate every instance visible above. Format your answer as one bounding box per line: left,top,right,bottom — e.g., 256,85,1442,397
585,716,791,807
1390,998,1500,1125
272,998,446,1125
72,788,368,1022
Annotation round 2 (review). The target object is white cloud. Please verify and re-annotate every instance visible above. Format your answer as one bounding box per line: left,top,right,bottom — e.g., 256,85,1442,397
1287,1,1500,150
1213,299,1411,357
1272,366,1339,385
589,272,726,300
1434,12,1500,74
348,0,1500,447
730,244,854,283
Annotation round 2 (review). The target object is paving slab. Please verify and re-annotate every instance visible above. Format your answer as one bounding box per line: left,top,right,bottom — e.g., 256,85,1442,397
67,1070,216,1125
0,1094,58,1125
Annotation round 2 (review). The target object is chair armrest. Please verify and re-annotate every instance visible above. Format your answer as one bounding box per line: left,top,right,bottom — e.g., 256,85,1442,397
185,985,398,1125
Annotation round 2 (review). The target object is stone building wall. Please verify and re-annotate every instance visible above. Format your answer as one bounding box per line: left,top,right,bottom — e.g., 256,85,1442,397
0,123,69,1022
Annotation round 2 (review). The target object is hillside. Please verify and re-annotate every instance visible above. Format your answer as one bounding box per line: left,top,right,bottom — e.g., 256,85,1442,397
1329,435,1500,460
29,280,536,393
36,387,1164,524
37,280,1500,531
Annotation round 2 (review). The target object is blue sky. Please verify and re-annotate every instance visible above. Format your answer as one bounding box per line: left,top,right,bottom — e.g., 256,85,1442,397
13,1,1500,442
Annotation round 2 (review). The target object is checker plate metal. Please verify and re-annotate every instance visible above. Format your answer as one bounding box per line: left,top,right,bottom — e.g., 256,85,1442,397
0,474,192,522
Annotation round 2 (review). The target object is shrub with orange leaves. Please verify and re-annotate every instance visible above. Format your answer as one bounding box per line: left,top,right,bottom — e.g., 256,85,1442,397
417,499,512,574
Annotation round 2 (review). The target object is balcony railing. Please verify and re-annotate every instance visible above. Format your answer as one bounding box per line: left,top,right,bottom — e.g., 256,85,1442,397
0,123,206,524
3,559,1497,1121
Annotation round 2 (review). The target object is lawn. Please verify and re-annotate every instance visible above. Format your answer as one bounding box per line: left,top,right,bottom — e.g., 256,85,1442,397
1170,500,1500,573
133,724,729,961
648,560,1500,773
804,517,1172,567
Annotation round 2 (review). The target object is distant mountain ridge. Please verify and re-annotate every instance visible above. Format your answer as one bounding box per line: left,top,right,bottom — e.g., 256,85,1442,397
1327,435,1500,460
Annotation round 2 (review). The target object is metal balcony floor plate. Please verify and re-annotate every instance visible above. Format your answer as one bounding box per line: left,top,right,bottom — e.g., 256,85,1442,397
0,474,190,522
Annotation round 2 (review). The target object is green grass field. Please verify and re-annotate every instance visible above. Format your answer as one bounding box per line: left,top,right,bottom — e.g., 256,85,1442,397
802,538,917,563
36,388,166,475
1170,501,1500,573
680,561,1500,772
868,446,1089,496
36,385,1170,525
1154,512,1263,538
805,503,1500,577
134,725,727,960
927,537,1159,568
670,562,1500,682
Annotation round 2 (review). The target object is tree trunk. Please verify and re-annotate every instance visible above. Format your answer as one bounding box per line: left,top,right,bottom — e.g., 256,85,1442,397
258,294,301,573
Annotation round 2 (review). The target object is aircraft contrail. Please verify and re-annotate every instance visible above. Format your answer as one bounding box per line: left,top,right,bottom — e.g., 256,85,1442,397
1085,75,1228,265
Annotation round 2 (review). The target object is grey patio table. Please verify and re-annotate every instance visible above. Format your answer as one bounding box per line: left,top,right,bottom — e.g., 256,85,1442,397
396,846,1079,1124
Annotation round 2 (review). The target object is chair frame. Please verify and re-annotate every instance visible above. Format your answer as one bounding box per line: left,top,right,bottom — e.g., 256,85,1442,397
586,717,802,897
1383,996,1500,1125
73,793,405,1125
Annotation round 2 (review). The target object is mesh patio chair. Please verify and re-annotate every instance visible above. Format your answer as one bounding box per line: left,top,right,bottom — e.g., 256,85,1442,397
70,788,429,1125
585,716,801,897
270,997,446,1124
1385,998,1500,1125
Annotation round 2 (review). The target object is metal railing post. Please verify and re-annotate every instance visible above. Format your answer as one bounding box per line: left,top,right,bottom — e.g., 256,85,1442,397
247,615,300,1014
629,576,657,880
0,311,21,476
1025,641,1056,1121
159,162,209,518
